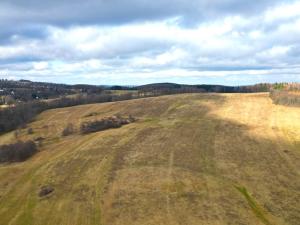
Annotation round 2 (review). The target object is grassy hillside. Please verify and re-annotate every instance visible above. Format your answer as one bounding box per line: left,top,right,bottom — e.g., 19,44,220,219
0,93,299,225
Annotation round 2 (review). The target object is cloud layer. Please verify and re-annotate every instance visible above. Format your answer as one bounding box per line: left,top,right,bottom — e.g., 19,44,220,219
0,0,300,84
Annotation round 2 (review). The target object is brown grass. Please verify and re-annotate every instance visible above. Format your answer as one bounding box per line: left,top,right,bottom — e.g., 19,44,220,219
0,93,299,225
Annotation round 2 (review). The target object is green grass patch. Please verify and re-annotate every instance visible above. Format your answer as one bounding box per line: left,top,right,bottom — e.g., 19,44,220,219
235,185,273,225
142,117,160,124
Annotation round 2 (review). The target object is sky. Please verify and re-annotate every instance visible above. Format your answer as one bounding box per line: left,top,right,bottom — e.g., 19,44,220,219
0,0,300,85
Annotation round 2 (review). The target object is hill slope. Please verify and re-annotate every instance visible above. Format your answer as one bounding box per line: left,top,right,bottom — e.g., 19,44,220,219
0,93,299,225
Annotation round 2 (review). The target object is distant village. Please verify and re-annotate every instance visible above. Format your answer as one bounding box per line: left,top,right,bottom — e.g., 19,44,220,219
0,79,104,105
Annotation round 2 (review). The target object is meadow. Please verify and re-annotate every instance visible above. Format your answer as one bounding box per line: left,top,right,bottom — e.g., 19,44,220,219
0,93,299,225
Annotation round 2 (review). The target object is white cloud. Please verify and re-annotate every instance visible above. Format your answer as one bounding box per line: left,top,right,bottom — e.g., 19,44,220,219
0,46,27,59
32,61,48,70
264,1,300,22
257,46,291,59
0,1,300,84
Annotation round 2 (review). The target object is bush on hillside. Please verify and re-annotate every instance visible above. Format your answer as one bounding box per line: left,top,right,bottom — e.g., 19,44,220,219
27,128,34,134
80,115,135,134
0,140,38,163
39,185,54,197
62,123,75,136
270,90,300,107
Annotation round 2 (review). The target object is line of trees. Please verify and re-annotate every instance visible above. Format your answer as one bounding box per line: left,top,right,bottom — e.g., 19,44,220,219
0,92,140,133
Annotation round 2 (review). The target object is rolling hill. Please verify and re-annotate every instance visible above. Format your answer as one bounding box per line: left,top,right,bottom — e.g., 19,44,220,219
0,93,299,225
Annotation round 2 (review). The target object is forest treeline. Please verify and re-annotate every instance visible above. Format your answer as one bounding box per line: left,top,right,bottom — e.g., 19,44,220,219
136,82,273,93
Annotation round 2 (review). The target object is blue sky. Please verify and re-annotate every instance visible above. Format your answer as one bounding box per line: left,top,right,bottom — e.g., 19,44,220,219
0,0,300,85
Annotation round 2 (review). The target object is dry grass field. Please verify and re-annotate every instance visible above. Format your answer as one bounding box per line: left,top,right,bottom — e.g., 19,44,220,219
0,93,299,225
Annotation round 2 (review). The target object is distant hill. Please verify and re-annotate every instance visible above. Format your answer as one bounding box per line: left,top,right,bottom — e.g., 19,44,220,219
136,82,272,93
107,82,273,93
0,79,104,103
1,79,298,104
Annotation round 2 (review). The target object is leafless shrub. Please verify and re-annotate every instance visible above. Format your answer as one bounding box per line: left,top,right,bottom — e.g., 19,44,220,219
62,123,75,136
80,115,135,134
39,185,54,197
27,128,34,134
14,129,21,138
34,137,45,142
0,140,38,163
270,90,300,107
34,137,45,147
